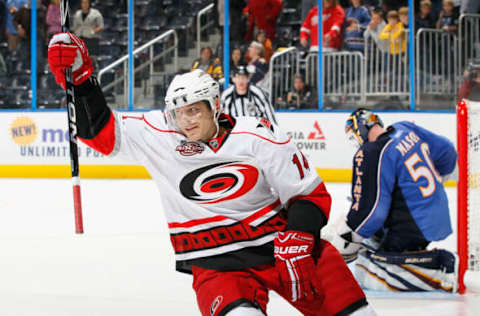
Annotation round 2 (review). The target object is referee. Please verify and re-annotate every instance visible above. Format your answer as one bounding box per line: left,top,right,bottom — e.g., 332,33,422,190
221,65,277,124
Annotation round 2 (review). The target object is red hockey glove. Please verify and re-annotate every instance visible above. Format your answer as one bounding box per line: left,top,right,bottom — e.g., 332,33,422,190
48,32,93,89
274,231,317,302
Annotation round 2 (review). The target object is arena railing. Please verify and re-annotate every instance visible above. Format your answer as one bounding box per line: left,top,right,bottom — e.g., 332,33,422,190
97,29,178,109
459,14,480,73
364,31,410,102
268,47,298,106
196,3,215,58
415,28,459,107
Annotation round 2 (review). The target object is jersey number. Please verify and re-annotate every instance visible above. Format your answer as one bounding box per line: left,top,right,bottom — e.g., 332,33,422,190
404,142,442,197
292,152,310,179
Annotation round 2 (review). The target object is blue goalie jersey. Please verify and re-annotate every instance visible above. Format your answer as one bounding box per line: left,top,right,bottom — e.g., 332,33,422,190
347,121,457,245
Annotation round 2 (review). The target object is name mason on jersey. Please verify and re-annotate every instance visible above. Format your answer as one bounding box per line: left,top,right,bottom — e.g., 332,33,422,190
395,131,421,157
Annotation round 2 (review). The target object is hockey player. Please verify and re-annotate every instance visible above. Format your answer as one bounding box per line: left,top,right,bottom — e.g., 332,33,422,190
48,32,376,316
332,108,458,292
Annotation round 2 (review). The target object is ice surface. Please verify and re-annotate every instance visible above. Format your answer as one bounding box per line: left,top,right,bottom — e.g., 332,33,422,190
0,179,478,315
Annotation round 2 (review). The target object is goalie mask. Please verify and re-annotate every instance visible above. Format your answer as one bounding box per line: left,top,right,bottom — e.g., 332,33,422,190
345,108,383,146
165,69,221,135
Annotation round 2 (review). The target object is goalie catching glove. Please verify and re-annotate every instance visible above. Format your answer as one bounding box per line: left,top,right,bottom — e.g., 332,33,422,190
274,231,318,302
48,32,93,89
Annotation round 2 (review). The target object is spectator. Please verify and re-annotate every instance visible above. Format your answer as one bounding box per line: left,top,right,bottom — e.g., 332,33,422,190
191,47,224,82
282,74,317,109
73,0,103,56
416,1,436,76
399,6,409,29
13,1,47,67
243,0,282,42
344,17,365,52
364,8,387,48
246,41,268,88
230,47,245,82
379,10,406,55
46,0,61,41
436,0,458,32
221,65,277,123
458,59,480,100
245,30,273,63
415,0,436,31
300,2,345,52
5,0,29,51
345,0,371,31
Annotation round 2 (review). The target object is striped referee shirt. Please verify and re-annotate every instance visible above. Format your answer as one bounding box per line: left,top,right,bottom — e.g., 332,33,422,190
221,84,277,124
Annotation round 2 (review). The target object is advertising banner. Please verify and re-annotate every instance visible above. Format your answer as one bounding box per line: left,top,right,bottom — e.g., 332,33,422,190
1,111,457,180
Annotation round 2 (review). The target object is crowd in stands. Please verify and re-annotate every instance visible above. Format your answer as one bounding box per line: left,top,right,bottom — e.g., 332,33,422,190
0,0,479,109
210,0,480,109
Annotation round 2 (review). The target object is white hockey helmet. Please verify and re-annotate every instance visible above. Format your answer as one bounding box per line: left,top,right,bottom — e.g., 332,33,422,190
165,69,221,131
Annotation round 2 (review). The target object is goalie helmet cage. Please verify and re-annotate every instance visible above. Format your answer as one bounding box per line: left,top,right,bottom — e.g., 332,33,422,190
457,99,480,294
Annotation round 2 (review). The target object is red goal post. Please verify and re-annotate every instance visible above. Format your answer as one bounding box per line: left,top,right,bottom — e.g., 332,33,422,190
457,98,480,294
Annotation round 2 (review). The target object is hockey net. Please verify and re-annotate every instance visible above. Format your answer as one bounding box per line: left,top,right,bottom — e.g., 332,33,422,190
457,99,480,294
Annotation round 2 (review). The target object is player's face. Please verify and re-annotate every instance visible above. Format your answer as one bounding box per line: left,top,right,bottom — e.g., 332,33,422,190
234,74,249,93
174,102,217,142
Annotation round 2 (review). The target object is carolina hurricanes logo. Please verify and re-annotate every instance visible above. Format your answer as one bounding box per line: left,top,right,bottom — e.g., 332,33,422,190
210,296,223,316
180,161,259,204
176,142,205,156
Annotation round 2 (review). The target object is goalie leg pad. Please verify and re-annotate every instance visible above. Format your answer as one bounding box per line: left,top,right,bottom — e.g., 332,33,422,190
354,249,458,292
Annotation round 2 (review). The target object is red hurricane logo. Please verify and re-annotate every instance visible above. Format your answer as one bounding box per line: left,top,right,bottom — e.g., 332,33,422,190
180,161,259,204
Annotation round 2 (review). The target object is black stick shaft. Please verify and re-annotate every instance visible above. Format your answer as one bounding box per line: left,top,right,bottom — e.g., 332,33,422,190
61,0,84,234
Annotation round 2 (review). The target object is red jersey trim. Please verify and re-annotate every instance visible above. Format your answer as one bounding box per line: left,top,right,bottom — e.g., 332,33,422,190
142,115,183,134
121,114,143,120
169,215,228,229
168,198,281,229
230,132,291,145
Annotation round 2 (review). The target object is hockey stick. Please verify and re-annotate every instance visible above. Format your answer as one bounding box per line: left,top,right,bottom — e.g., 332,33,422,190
60,0,84,234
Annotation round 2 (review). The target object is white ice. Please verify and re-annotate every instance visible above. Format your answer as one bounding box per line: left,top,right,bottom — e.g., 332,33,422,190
0,179,479,315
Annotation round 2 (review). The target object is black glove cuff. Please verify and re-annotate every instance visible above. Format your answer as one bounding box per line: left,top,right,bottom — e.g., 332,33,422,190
286,199,328,239
73,76,111,139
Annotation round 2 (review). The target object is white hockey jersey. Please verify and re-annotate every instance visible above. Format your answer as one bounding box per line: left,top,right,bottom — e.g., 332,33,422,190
82,110,330,272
